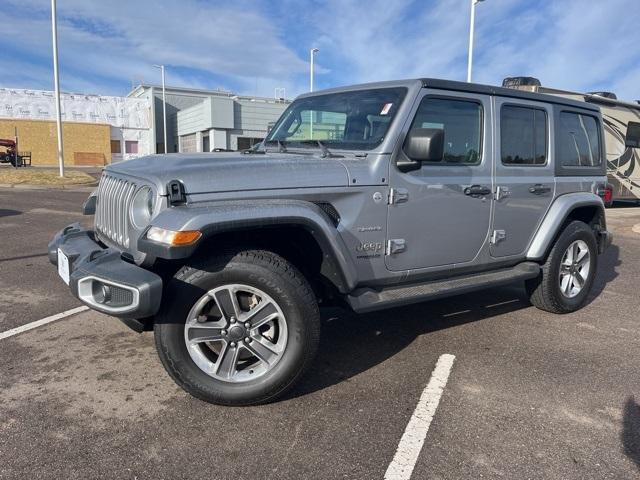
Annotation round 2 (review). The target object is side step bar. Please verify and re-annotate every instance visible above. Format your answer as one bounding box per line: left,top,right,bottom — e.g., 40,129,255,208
347,261,540,313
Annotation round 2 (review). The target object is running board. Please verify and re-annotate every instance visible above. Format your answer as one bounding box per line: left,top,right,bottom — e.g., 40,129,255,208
347,262,540,313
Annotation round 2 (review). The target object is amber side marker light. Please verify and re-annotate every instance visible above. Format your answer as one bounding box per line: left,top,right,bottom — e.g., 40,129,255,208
146,226,202,246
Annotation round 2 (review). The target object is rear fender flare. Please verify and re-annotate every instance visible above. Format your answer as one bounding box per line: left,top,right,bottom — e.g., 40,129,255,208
526,192,605,260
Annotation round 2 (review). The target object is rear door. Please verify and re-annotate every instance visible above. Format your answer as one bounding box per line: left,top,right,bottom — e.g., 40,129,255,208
491,98,555,257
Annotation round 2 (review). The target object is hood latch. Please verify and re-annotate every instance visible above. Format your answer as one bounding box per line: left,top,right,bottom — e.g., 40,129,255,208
167,180,187,206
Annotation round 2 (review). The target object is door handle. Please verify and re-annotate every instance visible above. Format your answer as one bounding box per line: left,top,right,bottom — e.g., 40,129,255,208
464,185,492,196
529,184,551,195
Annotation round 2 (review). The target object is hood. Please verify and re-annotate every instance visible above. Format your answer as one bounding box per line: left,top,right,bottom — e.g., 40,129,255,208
106,152,350,195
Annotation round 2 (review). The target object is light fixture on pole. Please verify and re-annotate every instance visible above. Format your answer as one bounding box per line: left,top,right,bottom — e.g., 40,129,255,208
153,64,168,153
51,0,64,177
309,48,319,92
467,0,485,83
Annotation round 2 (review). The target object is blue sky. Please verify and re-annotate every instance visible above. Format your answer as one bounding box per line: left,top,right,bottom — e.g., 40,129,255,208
1,0,639,101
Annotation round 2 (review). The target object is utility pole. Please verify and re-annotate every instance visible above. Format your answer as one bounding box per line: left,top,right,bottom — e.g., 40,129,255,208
153,65,168,153
309,48,319,92
51,0,64,177
467,0,485,83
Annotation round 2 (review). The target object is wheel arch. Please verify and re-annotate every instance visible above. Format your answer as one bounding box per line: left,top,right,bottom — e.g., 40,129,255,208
140,200,358,294
526,192,606,261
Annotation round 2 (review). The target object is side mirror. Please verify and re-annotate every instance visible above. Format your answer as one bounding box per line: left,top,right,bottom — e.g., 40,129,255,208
403,128,445,162
625,121,640,148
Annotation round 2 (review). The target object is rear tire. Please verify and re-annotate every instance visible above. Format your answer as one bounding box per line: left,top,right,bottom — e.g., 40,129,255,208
526,220,598,314
154,249,320,406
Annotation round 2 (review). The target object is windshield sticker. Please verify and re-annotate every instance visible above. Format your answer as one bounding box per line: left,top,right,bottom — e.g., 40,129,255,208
380,103,393,115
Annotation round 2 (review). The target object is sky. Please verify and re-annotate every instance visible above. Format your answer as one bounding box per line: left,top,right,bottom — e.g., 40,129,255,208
0,0,639,101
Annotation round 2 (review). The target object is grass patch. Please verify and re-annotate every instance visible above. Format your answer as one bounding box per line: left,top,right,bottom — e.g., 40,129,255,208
0,168,95,186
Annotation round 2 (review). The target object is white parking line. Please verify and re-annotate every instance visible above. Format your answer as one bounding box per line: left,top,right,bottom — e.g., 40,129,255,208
0,306,89,340
384,353,456,480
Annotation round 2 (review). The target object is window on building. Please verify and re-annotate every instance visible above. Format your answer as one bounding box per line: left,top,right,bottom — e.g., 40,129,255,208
125,141,139,154
501,105,547,165
407,97,482,164
558,112,601,167
110,140,121,154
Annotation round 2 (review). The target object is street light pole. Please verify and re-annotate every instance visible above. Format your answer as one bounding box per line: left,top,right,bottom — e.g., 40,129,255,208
309,48,319,92
51,0,64,177
309,48,319,140
467,0,485,83
153,64,168,153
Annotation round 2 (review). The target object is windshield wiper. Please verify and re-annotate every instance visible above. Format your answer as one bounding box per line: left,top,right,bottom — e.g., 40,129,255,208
299,140,344,158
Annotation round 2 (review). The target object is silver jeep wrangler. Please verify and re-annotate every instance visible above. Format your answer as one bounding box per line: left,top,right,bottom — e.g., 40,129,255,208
49,79,612,405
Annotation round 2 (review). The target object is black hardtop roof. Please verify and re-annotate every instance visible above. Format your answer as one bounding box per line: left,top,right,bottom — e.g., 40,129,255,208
300,78,600,112
420,78,599,112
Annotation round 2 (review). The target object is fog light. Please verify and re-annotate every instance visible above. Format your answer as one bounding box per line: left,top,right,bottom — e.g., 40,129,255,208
93,282,112,304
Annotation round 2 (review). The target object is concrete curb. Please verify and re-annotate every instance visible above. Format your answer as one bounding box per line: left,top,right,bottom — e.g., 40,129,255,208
0,182,97,192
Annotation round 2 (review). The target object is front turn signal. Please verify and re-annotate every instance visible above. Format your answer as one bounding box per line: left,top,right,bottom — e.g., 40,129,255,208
146,227,202,246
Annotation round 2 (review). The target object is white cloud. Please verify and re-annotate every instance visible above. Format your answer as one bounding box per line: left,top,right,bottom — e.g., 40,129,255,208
0,0,638,103
0,0,310,96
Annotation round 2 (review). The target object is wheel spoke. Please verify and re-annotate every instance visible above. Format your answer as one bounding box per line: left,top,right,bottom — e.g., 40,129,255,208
571,242,579,263
215,342,239,379
186,324,225,344
246,301,279,329
577,252,590,268
574,271,585,288
561,274,573,295
213,287,240,321
245,335,279,365
575,246,588,263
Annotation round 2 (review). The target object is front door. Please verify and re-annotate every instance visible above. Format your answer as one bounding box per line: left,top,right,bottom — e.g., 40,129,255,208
491,99,555,257
386,91,493,272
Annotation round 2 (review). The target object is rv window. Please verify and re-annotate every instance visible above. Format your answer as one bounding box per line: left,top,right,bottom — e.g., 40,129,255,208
501,105,547,165
626,121,640,148
558,112,601,167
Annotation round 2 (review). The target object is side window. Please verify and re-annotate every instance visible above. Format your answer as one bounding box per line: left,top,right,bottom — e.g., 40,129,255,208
501,105,547,165
407,97,482,165
558,112,602,167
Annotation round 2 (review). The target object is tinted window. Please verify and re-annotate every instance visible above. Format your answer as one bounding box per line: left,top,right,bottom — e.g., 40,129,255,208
408,97,482,164
558,112,601,167
501,106,547,165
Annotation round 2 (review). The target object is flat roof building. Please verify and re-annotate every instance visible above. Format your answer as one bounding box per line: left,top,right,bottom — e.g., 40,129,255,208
0,88,152,166
127,85,290,154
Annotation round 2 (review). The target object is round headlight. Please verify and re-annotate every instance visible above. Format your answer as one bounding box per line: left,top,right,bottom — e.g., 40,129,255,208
130,186,155,229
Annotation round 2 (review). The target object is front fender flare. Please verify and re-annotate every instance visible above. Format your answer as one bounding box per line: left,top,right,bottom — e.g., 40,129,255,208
526,192,605,260
139,199,358,293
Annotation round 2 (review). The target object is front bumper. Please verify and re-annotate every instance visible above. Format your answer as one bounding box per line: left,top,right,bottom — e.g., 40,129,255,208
48,223,162,318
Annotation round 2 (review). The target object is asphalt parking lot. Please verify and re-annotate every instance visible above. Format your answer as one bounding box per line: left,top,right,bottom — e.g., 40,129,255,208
1,187,639,479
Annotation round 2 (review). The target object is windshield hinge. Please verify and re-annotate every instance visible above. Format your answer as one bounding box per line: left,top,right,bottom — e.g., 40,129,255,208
386,239,406,255
388,188,409,205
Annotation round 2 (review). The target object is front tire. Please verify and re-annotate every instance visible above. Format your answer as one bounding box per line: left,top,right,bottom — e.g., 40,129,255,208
526,220,598,314
154,249,320,406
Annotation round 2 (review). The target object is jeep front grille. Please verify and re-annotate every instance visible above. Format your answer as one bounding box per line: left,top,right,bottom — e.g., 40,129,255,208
95,174,137,248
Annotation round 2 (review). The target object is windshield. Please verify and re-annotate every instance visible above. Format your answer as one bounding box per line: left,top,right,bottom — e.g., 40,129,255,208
265,87,407,151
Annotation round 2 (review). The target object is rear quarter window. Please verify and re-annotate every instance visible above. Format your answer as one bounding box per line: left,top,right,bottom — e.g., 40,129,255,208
555,108,605,176
558,112,602,167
